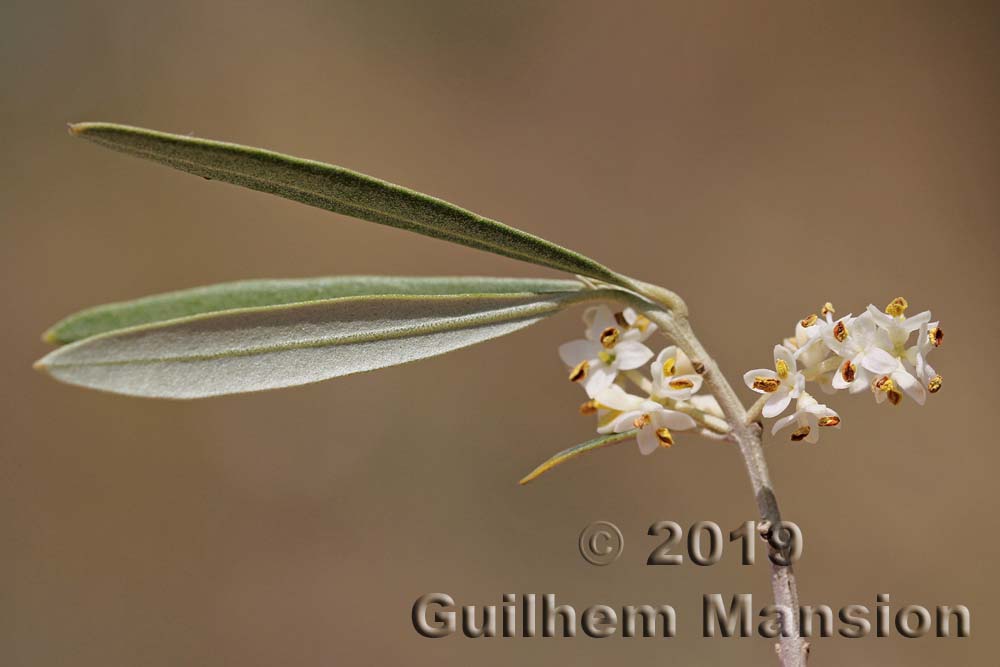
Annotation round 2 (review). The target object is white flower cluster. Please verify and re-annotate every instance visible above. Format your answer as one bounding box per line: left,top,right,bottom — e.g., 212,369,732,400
559,306,722,455
743,297,944,444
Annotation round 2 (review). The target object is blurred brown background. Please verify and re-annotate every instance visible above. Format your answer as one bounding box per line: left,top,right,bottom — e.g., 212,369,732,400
3,1,998,665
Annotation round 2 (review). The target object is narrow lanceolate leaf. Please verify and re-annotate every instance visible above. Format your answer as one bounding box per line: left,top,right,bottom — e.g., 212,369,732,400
70,123,626,286
35,289,623,400
519,430,638,485
43,275,585,345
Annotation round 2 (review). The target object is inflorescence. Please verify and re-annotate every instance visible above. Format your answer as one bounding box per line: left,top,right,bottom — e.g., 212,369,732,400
744,297,943,444
559,297,944,452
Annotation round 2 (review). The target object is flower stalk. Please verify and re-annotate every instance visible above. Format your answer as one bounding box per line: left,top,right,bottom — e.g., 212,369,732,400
640,300,809,667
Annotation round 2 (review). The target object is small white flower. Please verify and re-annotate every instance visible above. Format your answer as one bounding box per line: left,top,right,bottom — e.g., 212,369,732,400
785,307,841,394
771,393,841,444
559,306,654,397
650,345,703,400
866,297,932,357
743,344,805,418
595,385,697,455
618,307,658,342
862,298,935,405
908,320,943,394
823,311,879,394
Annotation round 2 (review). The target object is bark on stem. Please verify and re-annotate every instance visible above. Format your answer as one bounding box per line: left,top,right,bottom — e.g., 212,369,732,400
642,308,808,667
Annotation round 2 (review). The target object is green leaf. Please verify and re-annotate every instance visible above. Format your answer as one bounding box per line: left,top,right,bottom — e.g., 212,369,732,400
519,430,638,485
44,275,585,345
70,122,626,285
35,288,629,399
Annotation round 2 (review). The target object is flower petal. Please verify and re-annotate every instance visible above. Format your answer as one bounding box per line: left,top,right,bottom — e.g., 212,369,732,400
583,365,616,397
771,413,797,435
614,341,654,370
655,410,697,431
584,305,617,342
636,427,660,455
763,391,793,418
610,409,644,433
595,384,645,411
861,347,899,374
893,369,926,405
903,310,932,332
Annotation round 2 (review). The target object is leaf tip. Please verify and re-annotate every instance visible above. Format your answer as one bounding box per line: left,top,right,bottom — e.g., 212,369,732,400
41,328,62,345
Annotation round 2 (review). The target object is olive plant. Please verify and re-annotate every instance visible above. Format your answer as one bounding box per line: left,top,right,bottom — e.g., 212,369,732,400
36,123,947,666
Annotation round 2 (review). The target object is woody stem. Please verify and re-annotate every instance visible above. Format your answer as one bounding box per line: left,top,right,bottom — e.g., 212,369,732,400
641,305,808,667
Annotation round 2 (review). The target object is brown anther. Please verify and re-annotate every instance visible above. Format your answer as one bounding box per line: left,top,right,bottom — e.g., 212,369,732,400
800,313,819,328
928,375,943,393
568,360,589,383
833,320,848,343
790,426,811,442
775,359,790,379
887,389,902,405
655,427,674,447
929,326,944,348
633,413,652,429
821,302,836,316
578,400,598,415
599,327,621,349
885,296,908,317
668,378,695,390
840,359,856,383
613,311,629,327
661,357,677,377
753,376,781,393
818,415,841,427
692,360,706,374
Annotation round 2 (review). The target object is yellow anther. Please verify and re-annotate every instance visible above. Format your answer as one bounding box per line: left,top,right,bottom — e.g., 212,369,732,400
775,358,790,379
821,302,836,316
753,376,781,393
874,376,902,404
568,360,589,383
633,413,652,429
578,400,598,415
668,378,695,390
597,350,615,365
790,426,811,442
885,296,908,317
833,320,848,343
632,313,652,332
818,416,841,427
840,359,857,383
928,375,943,393
929,326,944,348
800,313,819,328
655,428,674,447
599,327,620,349
661,357,677,377
873,375,895,393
